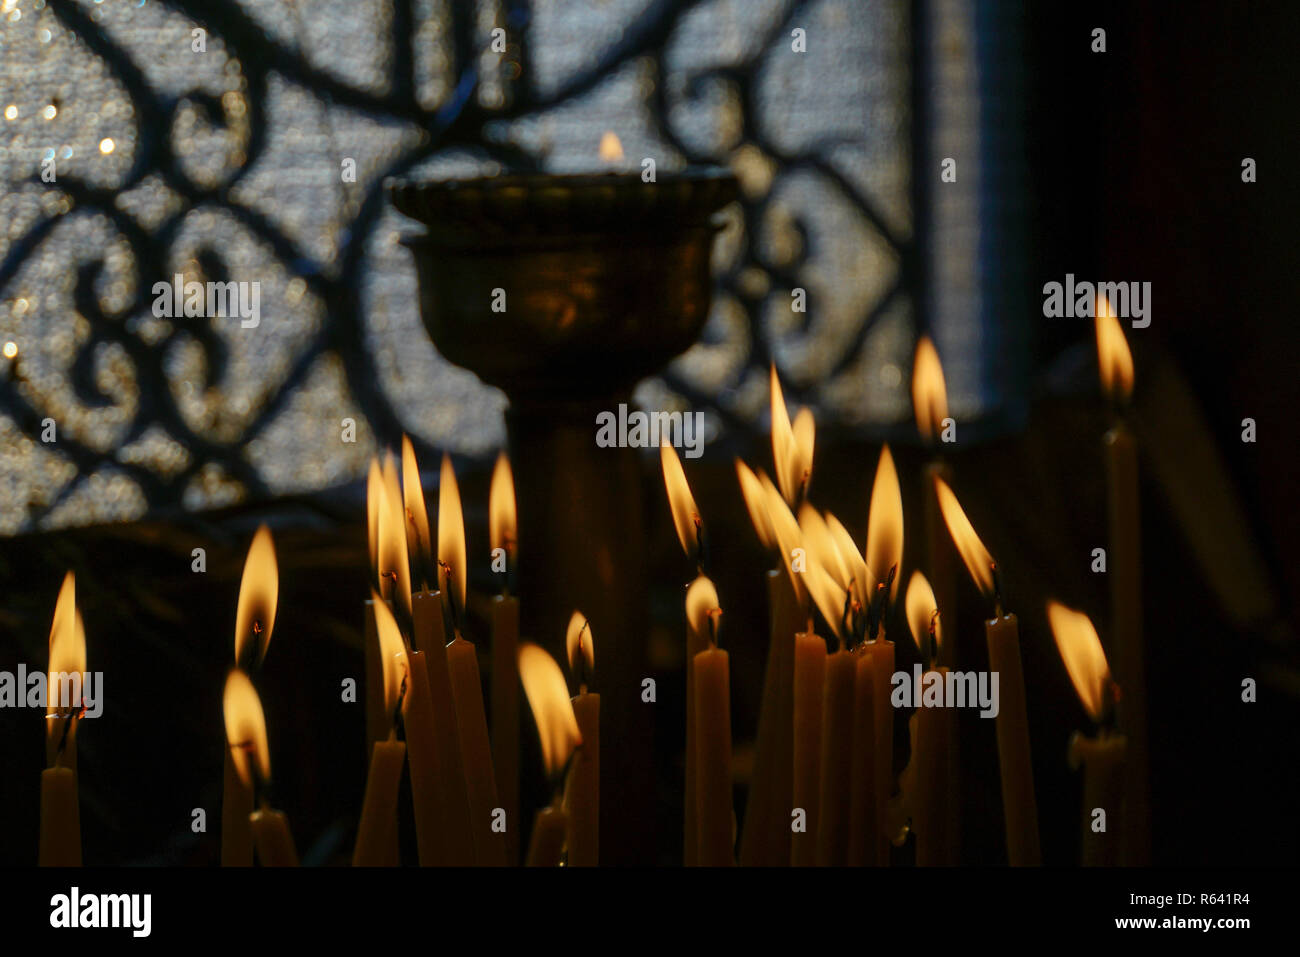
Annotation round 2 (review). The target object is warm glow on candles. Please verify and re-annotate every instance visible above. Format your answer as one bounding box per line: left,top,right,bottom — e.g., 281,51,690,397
518,643,582,779
865,444,903,602
1095,293,1135,405
661,441,703,562
1047,601,1114,723
566,611,594,687
911,336,949,444
377,452,413,620
735,459,776,551
489,451,517,564
905,570,942,660
371,589,410,720
401,436,435,591
770,364,814,507
599,130,625,164
437,453,467,630
233,525,277,672
222,669,271,792
933,476,996,601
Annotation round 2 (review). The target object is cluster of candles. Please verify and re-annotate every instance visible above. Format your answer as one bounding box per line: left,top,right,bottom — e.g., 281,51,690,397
665,295,1143,866
34,297,1140,868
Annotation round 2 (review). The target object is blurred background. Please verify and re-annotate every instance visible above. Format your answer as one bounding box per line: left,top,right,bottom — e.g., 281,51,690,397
0,0,1296,866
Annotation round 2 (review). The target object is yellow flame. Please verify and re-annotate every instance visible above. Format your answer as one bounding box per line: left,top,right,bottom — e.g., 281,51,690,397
234,525,278,669
370,588,409,718
223,669,270,789
565,610,594,679
489,451,516,558
401,435,434,588
825,512,868,611
865,444,904,602
1095,293,1134,404
599,131,625,164
911,335,949,443
378,452,413,621
798,504,849,592
760,471,807,608
934,476,996,600
437,453,467,619
518,643,582,778
802,549,848,641
1047,600,1112,723
685,575,722,644
661,441,702,560
905,570,942,656
770,364,812,506
366,457,382,583
46,572,85,722
735,459,775,551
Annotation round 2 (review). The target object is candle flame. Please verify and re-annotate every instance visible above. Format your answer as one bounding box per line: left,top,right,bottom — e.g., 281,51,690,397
760,471,807,608
735,459,775,551
911,335,949,444
1047,600,1112,723
661,441,702,561
376,452,413,621
865,444,904,602
599,131,625,164
366,457,382,583
1095,293,1134,404
489,451,517,559
933,476,996,600
223,668,270,790
234,525,278,670
798,532,848,641
565,610,594,679
905,570,942,656
798,505,849,592
370,588,409,719
825,512,868,611
437,453,467,624
518,643,582,778
770,364,813,507
401,435,434,589
46,572,85,725
685,574,722,645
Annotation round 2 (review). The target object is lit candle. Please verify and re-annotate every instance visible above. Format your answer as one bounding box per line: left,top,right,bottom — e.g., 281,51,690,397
1049,600,1127,867
399,439,474,866
489,451,521,864
864,444,904,865
798,525,854,867
439,453,506,866
224,525,277,868
352,592,408,866
39,573,83,867
564,612,599,866
687,578,733,866
518,643,582,867
903,571,950,866
1096,294,1149,866
936,476,1041,865
757,474,819,866
224,669,298,867
735,461,799,866
913,336,961,860
661,440,707,865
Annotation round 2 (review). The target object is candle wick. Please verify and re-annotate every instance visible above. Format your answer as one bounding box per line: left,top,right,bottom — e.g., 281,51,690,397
707,607,722,648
